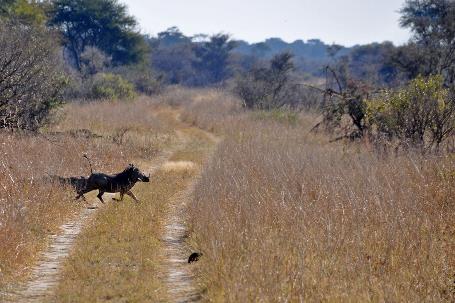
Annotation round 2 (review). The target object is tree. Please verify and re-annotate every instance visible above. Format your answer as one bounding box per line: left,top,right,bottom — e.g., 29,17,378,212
327,43,343,61
193,34,237,85
251,42,270,58
235,52,301,109
49,0,148,69
398,0,455,85
148,28,197,85
0,21,65,131
151,43,196,85
156,27,191,47
346,42,401,86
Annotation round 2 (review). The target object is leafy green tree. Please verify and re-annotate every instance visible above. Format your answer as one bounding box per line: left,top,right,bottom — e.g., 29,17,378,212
398,0,455,84
49,0,148,69
345,42,401,86
114,64,163,96
156,27,191,47
193,34,237,85
251,42,270,58
147,28,196,85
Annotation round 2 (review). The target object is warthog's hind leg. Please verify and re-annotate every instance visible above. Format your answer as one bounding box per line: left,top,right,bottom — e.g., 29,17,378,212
113,192,124,202
126,191,139,203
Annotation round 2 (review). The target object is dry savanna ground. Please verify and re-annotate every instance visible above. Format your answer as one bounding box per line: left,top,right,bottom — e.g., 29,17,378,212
0,88,453,302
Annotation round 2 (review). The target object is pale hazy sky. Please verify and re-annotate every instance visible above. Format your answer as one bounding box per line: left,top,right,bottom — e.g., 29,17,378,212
121,0,411,46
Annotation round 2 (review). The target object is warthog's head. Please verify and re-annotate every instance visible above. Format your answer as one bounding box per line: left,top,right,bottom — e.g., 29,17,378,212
127,164,150,182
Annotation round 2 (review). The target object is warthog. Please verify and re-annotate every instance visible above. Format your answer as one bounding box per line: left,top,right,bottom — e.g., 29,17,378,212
74,164,150,203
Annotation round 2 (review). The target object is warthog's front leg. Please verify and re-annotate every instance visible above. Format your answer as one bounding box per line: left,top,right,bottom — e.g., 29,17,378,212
126,190,139,203
97,191,105,203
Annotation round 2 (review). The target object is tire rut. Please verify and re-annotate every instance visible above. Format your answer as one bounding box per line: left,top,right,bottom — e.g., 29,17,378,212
162,180,201,303
161,127,219,303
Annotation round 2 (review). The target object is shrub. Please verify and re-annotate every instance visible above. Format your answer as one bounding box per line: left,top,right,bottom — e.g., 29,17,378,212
89,73,136,100
318,79,372,141
114,65,163,96
366,75,455,150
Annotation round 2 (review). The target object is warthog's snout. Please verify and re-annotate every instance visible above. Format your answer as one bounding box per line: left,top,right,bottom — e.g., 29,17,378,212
140,174,150,182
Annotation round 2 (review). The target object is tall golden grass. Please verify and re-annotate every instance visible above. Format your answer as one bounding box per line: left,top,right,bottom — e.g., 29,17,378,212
1,87,453,302
181,91,454,302
0,96,172,287
53,101,217,302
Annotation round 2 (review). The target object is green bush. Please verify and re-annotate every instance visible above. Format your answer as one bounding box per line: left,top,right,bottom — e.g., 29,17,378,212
366,75,455,150
114,65,163,96
90,73,136,100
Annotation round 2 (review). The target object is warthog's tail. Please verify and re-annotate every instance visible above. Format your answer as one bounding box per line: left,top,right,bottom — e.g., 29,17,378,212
83,154,93,174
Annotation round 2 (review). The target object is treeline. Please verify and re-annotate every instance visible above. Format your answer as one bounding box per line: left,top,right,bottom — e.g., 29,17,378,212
0,0,454,152
148,28,237,86
149,28,350,83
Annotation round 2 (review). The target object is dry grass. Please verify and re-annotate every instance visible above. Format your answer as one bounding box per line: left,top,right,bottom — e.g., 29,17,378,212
181,91,455,302
2,87,453,302
53,96,177,159
52,171,176,302
52,120,215,302
0,96,173,289
0,133,80,287
180,92,241,133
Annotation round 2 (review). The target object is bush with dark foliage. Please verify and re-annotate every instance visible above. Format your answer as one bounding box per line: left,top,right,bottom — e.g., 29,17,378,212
0,21,65,131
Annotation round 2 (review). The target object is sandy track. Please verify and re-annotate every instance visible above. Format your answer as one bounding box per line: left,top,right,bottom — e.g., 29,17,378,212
162,179,201,303
3,151,173,303
161,128,218,303
3,205,98,303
